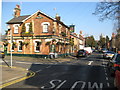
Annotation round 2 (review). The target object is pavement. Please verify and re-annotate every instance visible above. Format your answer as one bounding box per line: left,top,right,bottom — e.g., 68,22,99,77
0,64,35,89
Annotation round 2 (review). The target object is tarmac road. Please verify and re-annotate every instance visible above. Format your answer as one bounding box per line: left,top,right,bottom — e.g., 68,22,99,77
2,52,116,90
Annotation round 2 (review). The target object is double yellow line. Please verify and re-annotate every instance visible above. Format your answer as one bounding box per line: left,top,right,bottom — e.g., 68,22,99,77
0,65,35,88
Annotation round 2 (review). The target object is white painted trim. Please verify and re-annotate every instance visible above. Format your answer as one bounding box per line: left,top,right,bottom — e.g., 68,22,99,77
22,10,55,23
13,24,20,27
25,23,30,32
13,24,20,34
45,39,52,42
41,22,50,26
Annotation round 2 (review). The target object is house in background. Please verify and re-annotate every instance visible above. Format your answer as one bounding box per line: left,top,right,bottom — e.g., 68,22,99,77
70,32,85,56
6,5,77,58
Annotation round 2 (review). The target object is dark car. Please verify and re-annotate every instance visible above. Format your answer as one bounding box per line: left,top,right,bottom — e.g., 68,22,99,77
0,51,5,58
107,54,120,76
76,50,88,58
103,51,115,59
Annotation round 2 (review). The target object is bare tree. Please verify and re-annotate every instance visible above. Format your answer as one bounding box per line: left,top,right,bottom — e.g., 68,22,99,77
93,1,120,50
93,1,120,21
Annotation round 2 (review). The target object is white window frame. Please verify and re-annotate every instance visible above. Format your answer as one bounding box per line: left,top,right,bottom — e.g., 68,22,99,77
13,24,19,34
33,40,41,52
41,22,50,33
25,23,30,33
17,40,23,52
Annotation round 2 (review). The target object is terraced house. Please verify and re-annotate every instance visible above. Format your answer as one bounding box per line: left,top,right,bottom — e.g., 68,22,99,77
6,5,76,58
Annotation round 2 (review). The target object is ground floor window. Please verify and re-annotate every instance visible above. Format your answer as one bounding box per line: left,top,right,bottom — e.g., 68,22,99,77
50,45,55,53
35,41,41,52
18,41,23,51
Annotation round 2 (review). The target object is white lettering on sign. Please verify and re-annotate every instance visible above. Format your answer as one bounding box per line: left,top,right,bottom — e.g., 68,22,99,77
70,81,86,90
41,80,104,90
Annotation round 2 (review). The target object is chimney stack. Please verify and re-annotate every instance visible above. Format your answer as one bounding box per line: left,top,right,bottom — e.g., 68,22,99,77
14,5,21,17
55,13,60,21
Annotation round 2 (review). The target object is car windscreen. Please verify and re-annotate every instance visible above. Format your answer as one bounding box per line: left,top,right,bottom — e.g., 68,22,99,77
106,51,115,54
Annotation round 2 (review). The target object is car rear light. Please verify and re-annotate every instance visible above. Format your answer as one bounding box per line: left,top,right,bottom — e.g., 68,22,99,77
114,64,120,67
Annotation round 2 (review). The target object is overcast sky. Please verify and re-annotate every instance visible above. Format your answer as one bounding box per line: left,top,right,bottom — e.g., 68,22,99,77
2,2,114,40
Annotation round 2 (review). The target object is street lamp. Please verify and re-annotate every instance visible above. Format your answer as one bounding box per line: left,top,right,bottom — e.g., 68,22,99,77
7,25,12,68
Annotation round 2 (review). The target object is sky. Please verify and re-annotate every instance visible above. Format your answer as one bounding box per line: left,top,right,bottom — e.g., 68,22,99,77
1,1,114,40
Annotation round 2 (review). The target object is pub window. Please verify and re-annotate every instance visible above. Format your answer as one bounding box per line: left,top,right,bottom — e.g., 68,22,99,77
18,41,23,51
14,24,19,33
25,23,30,32
35,41,41,52
41,22,50,33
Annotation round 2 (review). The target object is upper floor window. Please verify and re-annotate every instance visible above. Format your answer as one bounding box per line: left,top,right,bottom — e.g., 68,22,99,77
13,24,19,33
25,23,30,32
41,22,50,33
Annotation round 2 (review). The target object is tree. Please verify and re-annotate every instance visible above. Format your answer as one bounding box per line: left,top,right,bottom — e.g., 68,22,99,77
93,1,120,21
94,1,120,50
85,35,97,48
106,35,110,49
98,35,106,48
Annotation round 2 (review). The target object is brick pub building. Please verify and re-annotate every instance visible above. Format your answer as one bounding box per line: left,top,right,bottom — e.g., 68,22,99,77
6,5,75,58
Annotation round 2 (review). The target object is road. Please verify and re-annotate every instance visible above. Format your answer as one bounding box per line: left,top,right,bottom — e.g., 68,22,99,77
2,52,116,90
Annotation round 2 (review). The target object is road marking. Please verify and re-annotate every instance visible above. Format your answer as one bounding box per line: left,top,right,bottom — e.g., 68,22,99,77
36,69,42,73
55,80,67,90
88,82,103,89
41,80,62,89
106,77,108,80
0,65,35,88
88,61,93,65
107,82,110,87
46,66,51,68
105,73,107,76
16,61,32,64
70,81,86,90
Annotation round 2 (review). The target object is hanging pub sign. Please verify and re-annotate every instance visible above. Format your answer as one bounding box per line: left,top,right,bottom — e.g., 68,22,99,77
70,25,75,33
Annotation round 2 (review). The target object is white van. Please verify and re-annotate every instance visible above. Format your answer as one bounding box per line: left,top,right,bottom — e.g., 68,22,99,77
84,47,92,54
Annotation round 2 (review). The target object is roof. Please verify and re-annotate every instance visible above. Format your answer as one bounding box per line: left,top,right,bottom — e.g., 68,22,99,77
6,10,69,28
6,15,30,24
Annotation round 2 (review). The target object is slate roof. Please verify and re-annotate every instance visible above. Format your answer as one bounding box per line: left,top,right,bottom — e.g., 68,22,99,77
6,15,30,24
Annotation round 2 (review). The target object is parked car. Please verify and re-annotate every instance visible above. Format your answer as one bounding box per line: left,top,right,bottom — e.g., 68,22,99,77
114,69,120,90
0,51,5,58
103,51,116,59
107,53,120,76
76,50,88,58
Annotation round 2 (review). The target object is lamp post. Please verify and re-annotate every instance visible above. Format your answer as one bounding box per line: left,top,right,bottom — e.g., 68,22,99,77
7,25,12,68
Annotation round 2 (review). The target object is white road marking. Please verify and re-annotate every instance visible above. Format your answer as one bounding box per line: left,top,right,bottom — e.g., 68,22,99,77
106,77,108,80
70,81,86,90
46,66,51,68
88,82,103,89
55,80,67,90
16,61,32,64
88,61,93,65
105,73,107,76
107,82,110,87
36,69,42,73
